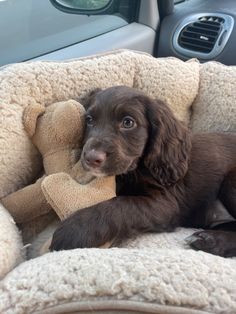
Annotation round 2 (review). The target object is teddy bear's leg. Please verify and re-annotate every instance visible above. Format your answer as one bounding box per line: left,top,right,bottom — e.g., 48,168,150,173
41,171,116,250
1,176,52,224
41,173,116,220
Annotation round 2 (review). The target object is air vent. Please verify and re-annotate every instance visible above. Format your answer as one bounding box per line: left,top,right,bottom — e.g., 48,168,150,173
173,13,234,60
179,16,224,53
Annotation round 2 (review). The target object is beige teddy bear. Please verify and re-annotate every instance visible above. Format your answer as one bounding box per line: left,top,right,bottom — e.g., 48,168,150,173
2,100,116,252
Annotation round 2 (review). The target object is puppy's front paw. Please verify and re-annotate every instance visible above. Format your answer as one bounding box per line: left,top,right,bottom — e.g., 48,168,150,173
185,230,236,257
49,219,83,251
49,207,113,251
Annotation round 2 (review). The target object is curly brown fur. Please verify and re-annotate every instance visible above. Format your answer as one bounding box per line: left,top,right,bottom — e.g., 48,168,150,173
50,86,236,257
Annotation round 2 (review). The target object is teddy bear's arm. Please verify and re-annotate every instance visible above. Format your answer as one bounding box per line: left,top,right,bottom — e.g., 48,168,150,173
41,173,116,221
1,176,52,224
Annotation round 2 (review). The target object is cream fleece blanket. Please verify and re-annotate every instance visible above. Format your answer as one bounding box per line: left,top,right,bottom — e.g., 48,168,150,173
1,229,236,314
0,204,24,281
0,50,236,314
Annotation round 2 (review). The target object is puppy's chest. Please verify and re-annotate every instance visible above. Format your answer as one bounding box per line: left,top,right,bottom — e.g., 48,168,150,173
116,170,158,196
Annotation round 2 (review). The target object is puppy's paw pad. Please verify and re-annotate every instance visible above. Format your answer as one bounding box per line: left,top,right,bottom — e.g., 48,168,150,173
185,231,217,250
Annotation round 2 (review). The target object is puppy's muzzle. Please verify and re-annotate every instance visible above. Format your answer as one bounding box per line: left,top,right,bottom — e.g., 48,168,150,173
83,149,107,169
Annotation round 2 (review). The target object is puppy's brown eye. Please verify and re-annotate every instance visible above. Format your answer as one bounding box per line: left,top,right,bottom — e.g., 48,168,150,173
121,116,136,129
86,115,94,126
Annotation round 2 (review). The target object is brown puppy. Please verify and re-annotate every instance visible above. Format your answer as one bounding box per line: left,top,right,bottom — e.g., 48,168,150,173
50,86,236,257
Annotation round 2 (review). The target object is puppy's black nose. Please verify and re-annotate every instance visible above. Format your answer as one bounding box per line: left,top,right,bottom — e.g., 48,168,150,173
84,149,106,168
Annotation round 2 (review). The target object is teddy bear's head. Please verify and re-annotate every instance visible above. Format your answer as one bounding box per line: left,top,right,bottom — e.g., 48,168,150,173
23,100,86,174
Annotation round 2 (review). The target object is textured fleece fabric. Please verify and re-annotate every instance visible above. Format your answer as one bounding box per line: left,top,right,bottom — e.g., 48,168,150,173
0,50,236,313
0,204,25,280
0,50,199,199
1,229,236,314
191,61,236,132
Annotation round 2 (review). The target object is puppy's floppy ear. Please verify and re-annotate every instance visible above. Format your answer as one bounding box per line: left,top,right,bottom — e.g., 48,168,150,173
82,88,102,110
143,97,192,186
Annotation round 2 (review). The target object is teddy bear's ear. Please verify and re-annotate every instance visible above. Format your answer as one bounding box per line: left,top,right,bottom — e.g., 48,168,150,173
23,103,45,137
82,88,102,110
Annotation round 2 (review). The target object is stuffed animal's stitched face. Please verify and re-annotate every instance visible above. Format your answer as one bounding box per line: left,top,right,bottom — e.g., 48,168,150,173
81,86,149,177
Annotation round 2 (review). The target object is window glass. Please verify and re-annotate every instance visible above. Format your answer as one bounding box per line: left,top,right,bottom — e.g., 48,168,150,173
55,0,111,10
0,0,137,66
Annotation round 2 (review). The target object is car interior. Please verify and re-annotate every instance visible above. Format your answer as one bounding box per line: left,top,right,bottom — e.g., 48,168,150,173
0,1,236,313
1,0,236,65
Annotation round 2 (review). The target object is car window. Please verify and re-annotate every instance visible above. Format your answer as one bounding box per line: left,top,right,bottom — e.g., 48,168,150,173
0,0,137,66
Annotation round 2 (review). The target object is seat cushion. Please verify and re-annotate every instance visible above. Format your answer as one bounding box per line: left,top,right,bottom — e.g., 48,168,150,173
1,229,236,314
0,50,236,313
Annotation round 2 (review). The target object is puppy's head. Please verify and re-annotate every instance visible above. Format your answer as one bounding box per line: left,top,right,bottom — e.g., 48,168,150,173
81,86,149,176
81,86,191,186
